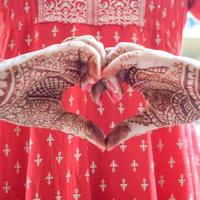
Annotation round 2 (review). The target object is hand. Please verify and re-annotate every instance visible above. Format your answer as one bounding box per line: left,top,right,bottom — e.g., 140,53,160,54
91,47,123,105
102,42,200,150
0,35,106,150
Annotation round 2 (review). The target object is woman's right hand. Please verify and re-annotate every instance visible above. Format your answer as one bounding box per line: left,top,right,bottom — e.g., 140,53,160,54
0,35,106,150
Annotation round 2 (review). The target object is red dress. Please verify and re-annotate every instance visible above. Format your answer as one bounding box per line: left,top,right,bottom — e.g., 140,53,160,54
0,1,200,199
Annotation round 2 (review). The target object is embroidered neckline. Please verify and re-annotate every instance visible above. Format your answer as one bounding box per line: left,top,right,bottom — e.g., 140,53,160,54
38,0,146,27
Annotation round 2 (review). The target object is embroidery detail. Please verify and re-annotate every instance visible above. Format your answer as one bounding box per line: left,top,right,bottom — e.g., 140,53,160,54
38,0,89,24
38,0,146,26
97,0,146,26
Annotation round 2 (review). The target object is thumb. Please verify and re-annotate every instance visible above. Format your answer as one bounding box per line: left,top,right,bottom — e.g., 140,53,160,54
80,44,101,91
106,110,159,151
57,111,106,151
103,77,124,103
90,77,123,105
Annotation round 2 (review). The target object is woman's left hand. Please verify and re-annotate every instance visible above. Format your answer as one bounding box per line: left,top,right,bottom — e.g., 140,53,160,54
100,42,200,150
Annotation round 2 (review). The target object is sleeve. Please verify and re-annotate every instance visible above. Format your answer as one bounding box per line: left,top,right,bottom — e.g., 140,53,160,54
188,0,200,19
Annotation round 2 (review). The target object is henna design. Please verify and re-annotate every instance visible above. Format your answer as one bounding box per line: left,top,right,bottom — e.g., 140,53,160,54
125,63,200,126
0,36,105,150
102,43,200,150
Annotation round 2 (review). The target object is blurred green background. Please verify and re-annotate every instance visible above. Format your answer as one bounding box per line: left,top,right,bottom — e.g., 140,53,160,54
182,38,200,59
182,13,200,134
182,13,200,59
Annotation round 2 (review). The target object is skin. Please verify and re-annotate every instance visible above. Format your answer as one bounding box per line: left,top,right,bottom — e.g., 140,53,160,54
1,37,200,151
0,35,106,150
99,42,200,151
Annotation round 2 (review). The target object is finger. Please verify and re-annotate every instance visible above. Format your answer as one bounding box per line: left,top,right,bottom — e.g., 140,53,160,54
105,47,114,54
105,42,145,65
90,76,123,104
106,109,159,151
0,42,70,71
84,120,106,151
103,49,177,79
103,77,123,103
91,44,138,104
91,80,106,105
0,40,101,92
80,51,101,90
58,112,106,151
62,35,105,63
98,43,144,102
75,35,106,67
62,36,77,43
66,40,101,90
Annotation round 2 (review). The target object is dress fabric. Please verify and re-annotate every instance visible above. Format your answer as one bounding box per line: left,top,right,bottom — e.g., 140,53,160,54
0,0,200,199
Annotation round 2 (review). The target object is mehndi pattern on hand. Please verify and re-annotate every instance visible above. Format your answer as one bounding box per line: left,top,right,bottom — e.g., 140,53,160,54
0,35,106,150
102,42,200,150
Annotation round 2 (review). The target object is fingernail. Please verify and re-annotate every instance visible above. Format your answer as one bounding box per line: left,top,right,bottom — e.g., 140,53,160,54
103,80,115,93
108,81,116,92
100,147,106,152
82,83,93,91
112,93,122,103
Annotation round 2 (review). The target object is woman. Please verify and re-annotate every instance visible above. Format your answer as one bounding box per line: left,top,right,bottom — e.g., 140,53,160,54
0,1,200,199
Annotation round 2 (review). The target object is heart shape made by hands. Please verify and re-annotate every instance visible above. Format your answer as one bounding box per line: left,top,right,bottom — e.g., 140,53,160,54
1,35,200,151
